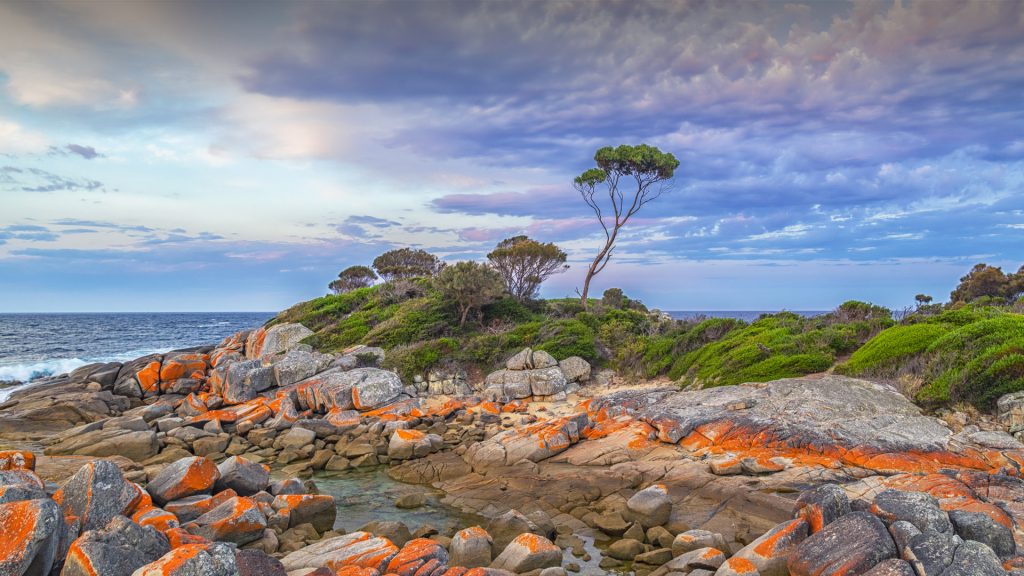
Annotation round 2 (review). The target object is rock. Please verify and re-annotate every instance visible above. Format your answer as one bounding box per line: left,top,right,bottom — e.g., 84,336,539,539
193,435,230,457
947,510,1015,559
184,496,267,545
540,568,567,576
53,459,138,533
592,512,630,537
272,494,337,532
165,490,237,523
221,359,265,405
235,548,288,576
0,450,35,471
215,456,270,496
280,532,399,573
729,519,808,576
558,357,591,383
647,526,675,549
903,531,958,576
279,427,317,450
506,349,532,370
998,391,1024,433
715,557,761,576
273,350,333,388
673,530,728,557
247,323,314,360
389,429,441,461
870,490,952,534
349,368,404,411
788,512,896,576
45,428,159,462
636,548,673,566
0,497,62,576
531,350,558,369
793,484,849,534
132,542,238,576
860,559,915,576
529,367,567,397
451,526,493,568
62,515,170,576
487,510,543,553
361,521,413,549
270,478,306,496
623,521,646,543
945,540,1005,576
607,538,645,561
146,456,221,506
386,538,449,576
625,484,672,528
666,547,726,571
490,533,562,573
395,493,427,509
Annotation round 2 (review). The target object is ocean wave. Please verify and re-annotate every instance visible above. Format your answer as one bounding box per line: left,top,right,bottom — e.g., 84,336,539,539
0,348,170,384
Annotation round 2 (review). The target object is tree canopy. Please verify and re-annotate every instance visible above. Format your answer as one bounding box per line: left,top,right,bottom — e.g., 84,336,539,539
434,261,506,327
573,144,679,309
950,263,1024,303
329,265,378,294
486,235,568,301
372,248,444,282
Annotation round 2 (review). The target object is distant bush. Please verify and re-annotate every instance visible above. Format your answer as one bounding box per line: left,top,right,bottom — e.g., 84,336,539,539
837,323,949,376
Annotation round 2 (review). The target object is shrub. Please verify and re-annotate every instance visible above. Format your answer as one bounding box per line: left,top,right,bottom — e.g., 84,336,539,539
837,323,949,376
535,319,599,362
384,338,459,381
486,236,568,301
329,265,378,294
434,261,506,327
372,248,444,281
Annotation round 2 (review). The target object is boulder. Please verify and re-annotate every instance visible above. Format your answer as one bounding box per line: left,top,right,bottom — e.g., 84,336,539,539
44,428,159,462
215,456,270,496
273,350,333,388
146,456,221,506
788,512,896,576
184,496,267,545
529,367,567,397
607,538,645,561
860,559,915,576
0,450,35,471
62,515,170,576
870,490,952,534
246,323,313,360
165,490,238,523
281,532,399,573
487,510,544,553
53,460,138,533
728,519,809,576
506,349,532,371
625,484,672,528
947,510,1015,559
673,530,728,557
793,484,849,534
450,526,493,568
903,531,957,576
663,547,726,572
490,533,561,573
386,538,449,576
131,542,238,576
235,549,288,576
272,494,337,532
388,429,441,460
349,368,404,410
279,427,316,450
360,521,413,549
530,350,558,369
944,540,1005,576
221,359,266,405
0,497,63,576
558,357,591,383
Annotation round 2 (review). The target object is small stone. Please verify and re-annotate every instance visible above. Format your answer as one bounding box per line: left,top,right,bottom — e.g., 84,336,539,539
490,533,562,573
607,538,645,561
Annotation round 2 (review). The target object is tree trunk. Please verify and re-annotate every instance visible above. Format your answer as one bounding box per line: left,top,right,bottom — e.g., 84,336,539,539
459,306,470,328
580,233,617,311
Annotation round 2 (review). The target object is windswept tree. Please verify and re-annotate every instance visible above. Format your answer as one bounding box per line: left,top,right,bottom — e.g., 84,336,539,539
329,265,377,294
434,261,506,327
573,144,679,310
486,235,568,301
950,263,1019,303
372,248,444,282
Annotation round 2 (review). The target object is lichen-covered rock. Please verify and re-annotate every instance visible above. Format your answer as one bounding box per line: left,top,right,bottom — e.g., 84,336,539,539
450,526,493,568
246,323,313,360
349,368,404,410
490,533,561,573
273,349,333,388
530,350,558,369
0,497,63,576
386,538,449,576
870,490,952,534
793,484,849,534
62,515,170,576
529,367,567,397
131,542,238,576
505,349,532,371
280,532,399,573
665,547,727,572
272,494,337,532
388,429,442,461
673,530,728,557
214,456,270,496
947,510,1015,560
53,460,138,533
486,510,545,554
558,357,591,383
183,496,266,545
625,484,672,528
728,519,808,576
903,531,957,576
235,549,288,576
860,559,915,576
788,512,896,576
146,457,221,506
165,490,237,524
0,450,35,471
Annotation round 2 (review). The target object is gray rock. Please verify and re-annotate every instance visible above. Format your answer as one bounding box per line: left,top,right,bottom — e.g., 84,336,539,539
234,549,288,576
944,540,1005,576
280,532,398,573
0,497,62,576
490,533,562,573
788,512,896,576
488,509,543,553
530,350,558,369
558,357,591,383
61,515,170,576
273,350,333,387
948,509,1015,559
529,366,567,397
349,368,404,410
279,427,316,450
54,460,137,532
132,541,238,576
904,531,958,576
793,484,849,533
215,456,270,496
247,323,313,360
861,559,916,576
506,349,533,371
146,456,220,506
360,520,413,548
625,484,673,528
888,520,921,553
672,530,727,557
44,427,159,462
730,519,809,576
871,490,952,534
184,496,267,545
451,526,493,568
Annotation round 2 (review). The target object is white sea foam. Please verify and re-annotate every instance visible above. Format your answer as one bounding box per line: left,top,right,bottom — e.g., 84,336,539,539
0,347,171,402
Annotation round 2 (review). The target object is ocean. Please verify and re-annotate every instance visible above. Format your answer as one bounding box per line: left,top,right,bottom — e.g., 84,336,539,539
0,309,824,389
0,312,274,387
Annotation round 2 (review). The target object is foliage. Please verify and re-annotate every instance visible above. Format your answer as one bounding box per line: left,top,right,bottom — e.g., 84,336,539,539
329,265,377,294
837,323,949,376
950,263,1024,303
486,236,568,301
383,338,458,381
573,144,680,309
433,261,507,327
601,288,625,309
372,248,444,281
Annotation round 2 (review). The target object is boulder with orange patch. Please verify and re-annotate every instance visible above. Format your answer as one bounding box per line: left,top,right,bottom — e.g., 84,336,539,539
53,460,138,533
0,497,63,576
146,456,221,506
489,533,562,573
271,494,337,532
385,538,449,576
729,518,809,576
61,515,170,576
0,450,35,471
788,512,896,576
132,542,238,576
183,496,267,545
280,532,399,573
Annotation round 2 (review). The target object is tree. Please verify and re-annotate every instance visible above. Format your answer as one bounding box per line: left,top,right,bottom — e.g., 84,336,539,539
486,235,568,301
950,263,1014,303
573,144,679,310
434,261,506,328
372,248,444,282
914,294,933,308
329,265,377,294
601,288,625,309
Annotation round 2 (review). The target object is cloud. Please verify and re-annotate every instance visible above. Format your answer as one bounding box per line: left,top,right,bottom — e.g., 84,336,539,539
0,167,103,193
56,144,103,160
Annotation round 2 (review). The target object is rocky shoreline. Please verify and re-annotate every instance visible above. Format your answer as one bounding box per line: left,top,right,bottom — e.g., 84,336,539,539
3,321,1024,576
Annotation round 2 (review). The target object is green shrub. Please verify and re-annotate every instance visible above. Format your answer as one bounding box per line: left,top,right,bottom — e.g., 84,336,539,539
838,323,949,375
535,319,599,362
383,338,459,381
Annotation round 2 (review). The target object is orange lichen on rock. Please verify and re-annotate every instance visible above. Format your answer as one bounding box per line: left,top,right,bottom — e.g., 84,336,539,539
501,400,528,413
335,567,382,576
160,354,209,382
882,473,1014,529
395,429,427,441
478,402,500,415
511,533,559,554
0,450,35,471
0,499,44,567
165,527,208,549
133,506,180,532
385,538,447,576
136,360,162,394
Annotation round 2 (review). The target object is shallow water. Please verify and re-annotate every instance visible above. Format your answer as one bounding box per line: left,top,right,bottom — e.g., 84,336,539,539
310,467,486,534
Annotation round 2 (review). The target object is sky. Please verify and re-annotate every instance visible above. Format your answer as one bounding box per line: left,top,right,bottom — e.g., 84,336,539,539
1,0,1022,312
